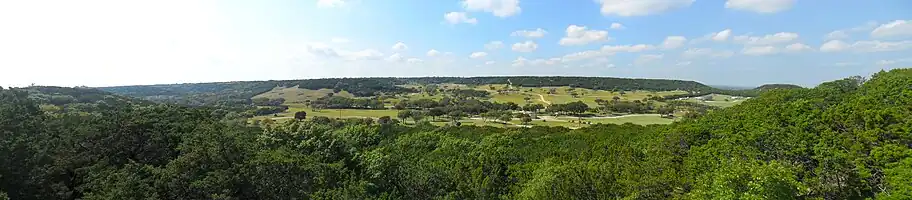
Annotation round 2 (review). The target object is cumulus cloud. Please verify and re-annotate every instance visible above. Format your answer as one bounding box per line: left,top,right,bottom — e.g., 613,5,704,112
734,32,799,46
560,50,605,63
391,42,408,51
469,51,488,59
526,58,561,66
462,0,521,17
511,41,538,52
824,31,849,40
725,0,795,13
444,12,478,24
785,43,813,52
682,48,735,59
485,41,504,50
820,40,850,52
675,61,692,66
661,36,687,49
306,43,385,61
406,58,423,64
610,23,625,30
634,54,664,65
511,28,547,39
559,25,610,46
820,40,912,52
485,61,496,65
602,44,655,53
512,56,528,66
742,46,778,56
871,20,912,38
385,53,403,62
426,49,440,57
317,0,345,8
711,29,733,41
597,0,694,16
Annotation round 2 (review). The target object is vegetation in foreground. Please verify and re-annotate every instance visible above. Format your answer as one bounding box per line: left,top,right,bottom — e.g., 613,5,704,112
1,69,911,199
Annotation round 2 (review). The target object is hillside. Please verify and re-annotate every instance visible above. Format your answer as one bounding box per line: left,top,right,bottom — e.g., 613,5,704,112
2,69,910,199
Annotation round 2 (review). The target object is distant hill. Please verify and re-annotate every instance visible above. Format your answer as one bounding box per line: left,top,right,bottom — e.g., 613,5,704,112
22,86,149,106
754,84,803,91
97,76,738,106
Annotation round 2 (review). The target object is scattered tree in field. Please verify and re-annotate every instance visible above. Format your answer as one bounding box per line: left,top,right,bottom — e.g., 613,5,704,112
397,110,412,123
520,114,532,125
294,111,307,120
498,114,513,127
377,116,392,124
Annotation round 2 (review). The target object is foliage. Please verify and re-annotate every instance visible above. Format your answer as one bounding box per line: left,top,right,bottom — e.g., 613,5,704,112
2,69,911,199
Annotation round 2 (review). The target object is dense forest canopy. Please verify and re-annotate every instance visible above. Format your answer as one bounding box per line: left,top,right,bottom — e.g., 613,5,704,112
3,69,910,199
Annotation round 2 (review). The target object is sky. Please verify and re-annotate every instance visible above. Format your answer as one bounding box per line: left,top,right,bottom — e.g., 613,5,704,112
1,0,911,87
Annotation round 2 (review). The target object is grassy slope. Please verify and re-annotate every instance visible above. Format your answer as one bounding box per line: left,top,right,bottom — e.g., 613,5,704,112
253,86,354,104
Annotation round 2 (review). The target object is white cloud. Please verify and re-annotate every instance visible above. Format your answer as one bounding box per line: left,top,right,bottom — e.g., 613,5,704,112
485,41,504,50
875,58,912,65
610,23,626,30
305,43,340,57
725,0,795,13
877,60,897,65
426,49,440,57
682,48,735,59
742,46,778,56
391,42,409,51
597,0,694,16
560,50,606,63
712,29,732,41
485,61,496,65
602,44,655,53
444,12,478,24
462,0,521,17
406,58,423,64
675,61,692,66
852,40,912,52
331,37,350,43
734,32,799,46
785,43,812,52
528,58,560,66
511,41,538,52
820,40,912,53
469,51,488,59
824,31,849,40
871,20,912,38
634,54,663,65
317,0,345,8
820,40,850,52
511,28,547,39
512,56,528,66
559,25,610,46
385,53,403,62
306,43,385,61
661,36,687,49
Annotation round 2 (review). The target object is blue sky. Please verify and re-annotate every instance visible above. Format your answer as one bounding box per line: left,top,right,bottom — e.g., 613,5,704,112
1,0,911,87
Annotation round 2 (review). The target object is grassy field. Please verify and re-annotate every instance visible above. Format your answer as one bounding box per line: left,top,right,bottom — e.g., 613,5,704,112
683,94,748,108
248,84,694,127
253,86,354,104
